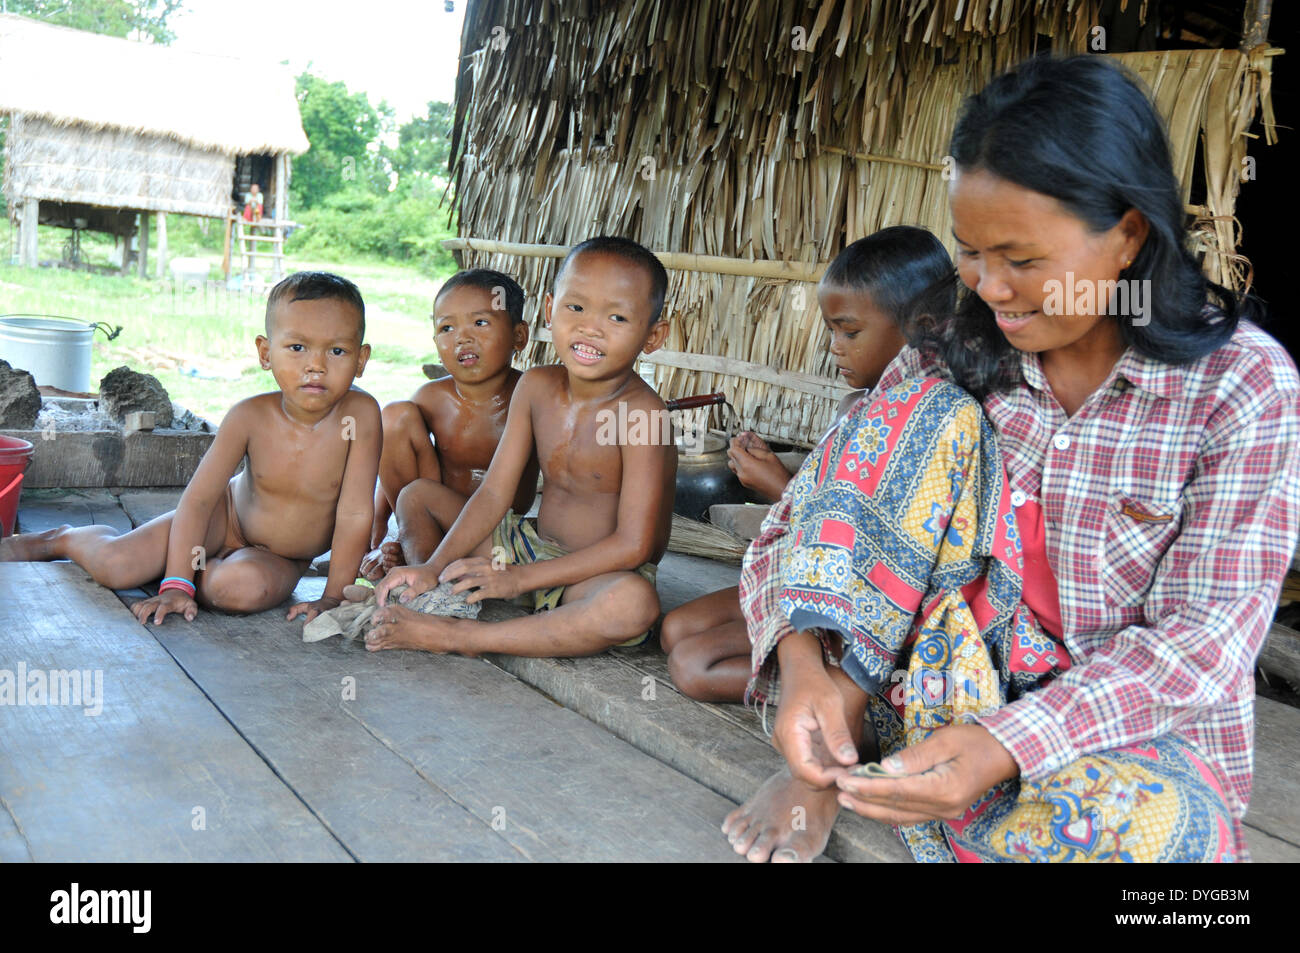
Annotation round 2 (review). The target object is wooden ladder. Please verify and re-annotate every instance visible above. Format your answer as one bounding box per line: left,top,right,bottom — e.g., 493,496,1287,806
233,217,292,282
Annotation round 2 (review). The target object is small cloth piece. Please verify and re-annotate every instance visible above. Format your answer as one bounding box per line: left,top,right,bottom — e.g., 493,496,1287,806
302,582,480,642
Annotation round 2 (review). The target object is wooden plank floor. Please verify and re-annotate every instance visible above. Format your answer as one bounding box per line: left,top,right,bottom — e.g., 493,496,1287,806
0,563,746,861
143,578,746,862
0,562,352,862
7,488,1300,861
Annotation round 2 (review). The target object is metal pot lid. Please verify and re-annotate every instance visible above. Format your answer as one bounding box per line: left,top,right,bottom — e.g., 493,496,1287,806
678,431,728,456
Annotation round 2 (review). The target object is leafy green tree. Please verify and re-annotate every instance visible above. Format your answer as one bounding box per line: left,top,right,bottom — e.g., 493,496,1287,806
385,101,454,191
291,71,394,208
1,0,184,43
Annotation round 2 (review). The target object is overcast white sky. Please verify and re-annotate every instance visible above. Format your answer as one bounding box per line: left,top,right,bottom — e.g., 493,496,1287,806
170,0,467,122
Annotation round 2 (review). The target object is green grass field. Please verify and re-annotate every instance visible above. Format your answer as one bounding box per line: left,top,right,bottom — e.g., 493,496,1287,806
1,229,450,424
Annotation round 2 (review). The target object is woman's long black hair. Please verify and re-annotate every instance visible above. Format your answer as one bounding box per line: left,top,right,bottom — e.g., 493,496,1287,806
926,54,1257,398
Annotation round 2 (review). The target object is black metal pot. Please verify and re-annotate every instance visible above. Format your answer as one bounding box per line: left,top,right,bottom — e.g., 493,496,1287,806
673,432,747,521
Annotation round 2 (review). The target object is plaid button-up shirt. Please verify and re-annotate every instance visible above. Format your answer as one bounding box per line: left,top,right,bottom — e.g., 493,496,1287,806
740,321,1300,825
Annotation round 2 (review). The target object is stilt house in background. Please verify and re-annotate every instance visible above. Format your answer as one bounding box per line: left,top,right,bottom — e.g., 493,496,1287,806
0,13,308,279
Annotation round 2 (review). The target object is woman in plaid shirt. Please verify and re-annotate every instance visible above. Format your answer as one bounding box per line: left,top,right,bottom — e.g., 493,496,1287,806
723,55,1300,863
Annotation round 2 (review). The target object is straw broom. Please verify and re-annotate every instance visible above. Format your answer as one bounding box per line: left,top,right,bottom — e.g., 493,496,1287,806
667,513,750,565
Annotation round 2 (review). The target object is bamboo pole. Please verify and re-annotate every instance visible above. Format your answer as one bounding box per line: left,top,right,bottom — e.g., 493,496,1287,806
443,237,828,282
530,327,849,401
1241,0,1272,50
818,145,945,171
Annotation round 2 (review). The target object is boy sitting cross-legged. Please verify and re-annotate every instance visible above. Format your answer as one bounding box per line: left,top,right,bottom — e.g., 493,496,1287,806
361,269,539,580
1,271,381,627
369,236,676,656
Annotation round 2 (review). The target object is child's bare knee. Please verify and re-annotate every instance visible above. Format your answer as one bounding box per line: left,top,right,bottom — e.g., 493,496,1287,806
203,562,278,613
381,400,423,435
659,608,690,652
602,574,659,637
395,478,439,519
666,647,708,698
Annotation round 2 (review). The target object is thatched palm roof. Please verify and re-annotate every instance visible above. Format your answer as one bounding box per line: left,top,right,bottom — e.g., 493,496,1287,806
0,14,308,156
449,0,1275,447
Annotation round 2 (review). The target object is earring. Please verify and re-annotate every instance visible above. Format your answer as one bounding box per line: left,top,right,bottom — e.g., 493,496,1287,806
1124,258,1133,269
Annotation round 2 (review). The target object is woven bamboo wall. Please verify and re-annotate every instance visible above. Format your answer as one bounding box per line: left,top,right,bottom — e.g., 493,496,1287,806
4,114,234,218
451,0,1273,447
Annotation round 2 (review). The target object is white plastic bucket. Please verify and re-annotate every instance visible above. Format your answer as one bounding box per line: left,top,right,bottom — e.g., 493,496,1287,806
0,314,120,393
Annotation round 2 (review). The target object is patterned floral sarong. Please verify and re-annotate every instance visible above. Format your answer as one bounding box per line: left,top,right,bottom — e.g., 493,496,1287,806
773,376,1234,862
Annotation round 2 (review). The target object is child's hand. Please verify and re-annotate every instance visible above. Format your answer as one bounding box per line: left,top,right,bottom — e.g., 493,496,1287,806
772,665,858,790
375,563,440,607
441,557,522,604
287,595,342,624
131,589,198,626
727,432,791,503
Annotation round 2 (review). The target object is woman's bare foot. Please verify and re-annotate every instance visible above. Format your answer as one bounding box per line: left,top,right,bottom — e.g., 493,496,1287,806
0,525,70,562
721,766,841,863
360,541,404,581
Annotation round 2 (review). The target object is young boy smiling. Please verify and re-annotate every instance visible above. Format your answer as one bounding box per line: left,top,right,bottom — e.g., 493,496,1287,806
361,270,539,579
1,272,381,627
368,237,675,657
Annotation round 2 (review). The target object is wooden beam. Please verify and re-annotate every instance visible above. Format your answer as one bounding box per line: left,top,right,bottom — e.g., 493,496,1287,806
1261,623,1300,688
155,212,168,280
273,153,289,223
444,237,828,282
221,213,233,279
18,197,39,267
137,211,149,279
1241,0,1273,50
0,429,215,487
529,327,848,401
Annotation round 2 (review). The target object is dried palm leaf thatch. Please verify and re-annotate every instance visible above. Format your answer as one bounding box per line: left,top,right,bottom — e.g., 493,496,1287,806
450,1,1273,447
668,513,749,565
1113,48,1277,290
4,115,235,218
0,14,307,156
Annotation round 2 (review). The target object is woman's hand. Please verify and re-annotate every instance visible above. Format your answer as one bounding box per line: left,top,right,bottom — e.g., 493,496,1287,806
441,557,523,604
771,634,860,789
728,431,792,503
834,724,1020,825
131,589,198,626
375,563,441,607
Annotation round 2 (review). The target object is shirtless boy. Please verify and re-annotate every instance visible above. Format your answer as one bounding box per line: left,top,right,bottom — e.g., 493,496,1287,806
1,272,381,626
361,269,538,580
369,236,675,657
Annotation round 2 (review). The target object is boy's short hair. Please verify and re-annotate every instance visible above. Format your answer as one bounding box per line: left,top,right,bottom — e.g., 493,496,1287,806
435,269,526,325
821,226,954,334
266,271,366,339
555,236,668,324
